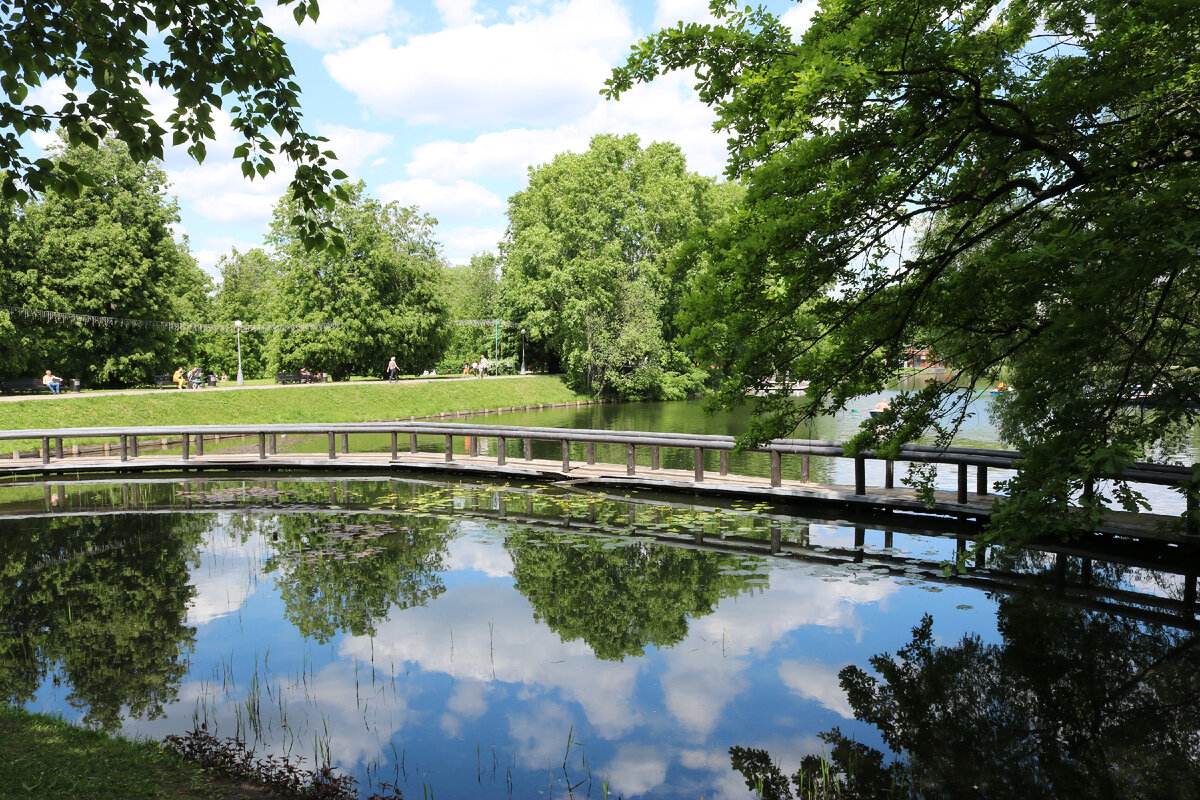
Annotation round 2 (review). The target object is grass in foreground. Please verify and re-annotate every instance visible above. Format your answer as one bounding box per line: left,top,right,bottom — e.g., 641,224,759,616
0,707,256,800
0,375,586,433
0,707,406,800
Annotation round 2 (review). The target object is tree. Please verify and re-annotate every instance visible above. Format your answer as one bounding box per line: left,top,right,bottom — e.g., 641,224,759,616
500,133,736,399
505,530,758,660
440,252,506,373
266,181,453,378
205,247,281,379
606,0,1200,543
0,138,212,386
0,0,345,249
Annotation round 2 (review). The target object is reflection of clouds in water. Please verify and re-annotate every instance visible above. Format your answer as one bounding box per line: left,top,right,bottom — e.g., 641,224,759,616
340,580,644,738
603,742,669,798
659,568,897,736
679,746,780,800
778,660,853,718
441,680,490,737
507,699,574,769
128,654,411,773
186,515,270,625
445,535,513,577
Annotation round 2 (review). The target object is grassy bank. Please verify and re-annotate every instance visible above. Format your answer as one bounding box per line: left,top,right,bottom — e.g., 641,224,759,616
0,375,587,432
0,707,219,800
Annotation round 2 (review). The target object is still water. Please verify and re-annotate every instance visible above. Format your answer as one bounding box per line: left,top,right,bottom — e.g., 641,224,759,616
3,471,1198,799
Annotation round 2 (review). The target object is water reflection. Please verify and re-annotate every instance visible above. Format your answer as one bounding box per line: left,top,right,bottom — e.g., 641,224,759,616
0,475,1196,798
732,592,1200,799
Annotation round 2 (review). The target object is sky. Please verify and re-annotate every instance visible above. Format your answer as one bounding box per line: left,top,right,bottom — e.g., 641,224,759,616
32,0,818,280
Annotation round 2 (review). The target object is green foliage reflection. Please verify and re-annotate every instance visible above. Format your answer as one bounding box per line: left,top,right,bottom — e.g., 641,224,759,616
0,514,207,731
506,530,763,660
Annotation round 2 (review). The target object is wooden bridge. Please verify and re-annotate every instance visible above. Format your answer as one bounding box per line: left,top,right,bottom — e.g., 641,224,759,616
1,421,1197,544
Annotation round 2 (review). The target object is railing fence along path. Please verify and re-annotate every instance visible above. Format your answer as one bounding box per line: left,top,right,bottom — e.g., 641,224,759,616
2,421,1198,538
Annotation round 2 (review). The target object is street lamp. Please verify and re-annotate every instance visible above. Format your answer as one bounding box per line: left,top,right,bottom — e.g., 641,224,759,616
520,328,525,374
234,320,244,386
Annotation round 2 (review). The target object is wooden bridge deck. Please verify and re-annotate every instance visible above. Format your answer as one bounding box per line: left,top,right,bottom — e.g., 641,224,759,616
1,443,1185,544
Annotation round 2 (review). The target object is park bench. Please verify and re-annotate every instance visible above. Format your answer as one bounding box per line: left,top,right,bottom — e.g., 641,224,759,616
1,377,78,394
153,375,175,388
276,372,329,384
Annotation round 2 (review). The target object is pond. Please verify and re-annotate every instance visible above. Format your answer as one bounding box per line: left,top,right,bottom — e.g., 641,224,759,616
4,472,1198,799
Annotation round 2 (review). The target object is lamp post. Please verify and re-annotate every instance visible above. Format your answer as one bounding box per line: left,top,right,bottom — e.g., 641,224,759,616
520,328,525,374
234,320,244,386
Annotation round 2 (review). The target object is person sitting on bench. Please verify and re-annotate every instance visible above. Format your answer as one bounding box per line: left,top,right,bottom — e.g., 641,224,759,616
42,370,63,394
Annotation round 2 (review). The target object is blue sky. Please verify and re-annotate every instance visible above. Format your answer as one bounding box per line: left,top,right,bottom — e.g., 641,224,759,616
33,0,815,279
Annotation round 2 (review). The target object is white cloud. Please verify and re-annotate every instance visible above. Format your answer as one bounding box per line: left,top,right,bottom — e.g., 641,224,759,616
323,0,634,128
778,660,855,718
316,124,395,172
603,743,669,798
404,69,730,189
262,0,405,51
436,0,481,27
193,237,266,279
781,0,822,39
377,177,503,221
652,0,718,29
439,226,506,261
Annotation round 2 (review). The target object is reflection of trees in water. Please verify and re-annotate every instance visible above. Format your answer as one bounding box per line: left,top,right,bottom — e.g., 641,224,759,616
730,593,1200,799
263,513,453,645
0,514,208,731
505,530,763,660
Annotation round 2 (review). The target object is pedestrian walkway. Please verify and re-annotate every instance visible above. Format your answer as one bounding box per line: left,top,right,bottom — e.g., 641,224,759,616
0,374,525,402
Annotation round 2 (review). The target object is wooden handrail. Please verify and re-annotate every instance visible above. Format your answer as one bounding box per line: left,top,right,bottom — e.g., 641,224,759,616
1,421,1196,491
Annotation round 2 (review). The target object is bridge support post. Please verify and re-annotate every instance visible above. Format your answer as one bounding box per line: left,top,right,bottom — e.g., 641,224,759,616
328,433,337,460
587,442,595,464
651,446,660,471
771,451,782,487
885,459,894,489
694,447,704,483
55,438,63,459
409,433,418,454
120,435,128,462
269,434,277,455
976,465,988,495
130,436,138,458
340,433,349,454
801,454,809,483
627,444,636,475
561,439,570,472
470,436,479,457
445,435,453,462
957,464,968,504
196,435,204,456
390,433,398,460
258,434,266,460
182,434,190,461
524,438,532,461
854,456,865,495
497,436,506,466
41,437,49,464
720,450,728,476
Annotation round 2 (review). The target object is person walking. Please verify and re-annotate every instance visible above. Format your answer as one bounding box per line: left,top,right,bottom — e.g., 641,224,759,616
386,356,398,382
478,354,489,378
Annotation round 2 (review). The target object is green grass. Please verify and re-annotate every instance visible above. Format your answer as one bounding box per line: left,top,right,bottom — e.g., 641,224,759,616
0,375,587,432
0,707,231,800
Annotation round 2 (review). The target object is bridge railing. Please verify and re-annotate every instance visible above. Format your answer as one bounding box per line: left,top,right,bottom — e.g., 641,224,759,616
1,422,1195,513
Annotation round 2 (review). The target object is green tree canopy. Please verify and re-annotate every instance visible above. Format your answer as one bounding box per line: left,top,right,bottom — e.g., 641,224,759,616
500,133,738,399
0,138,211,385
607,0,1200,542
0,0,344,249
265,181,453,378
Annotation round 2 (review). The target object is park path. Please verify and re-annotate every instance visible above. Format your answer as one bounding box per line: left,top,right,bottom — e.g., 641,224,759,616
0,374,521,402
